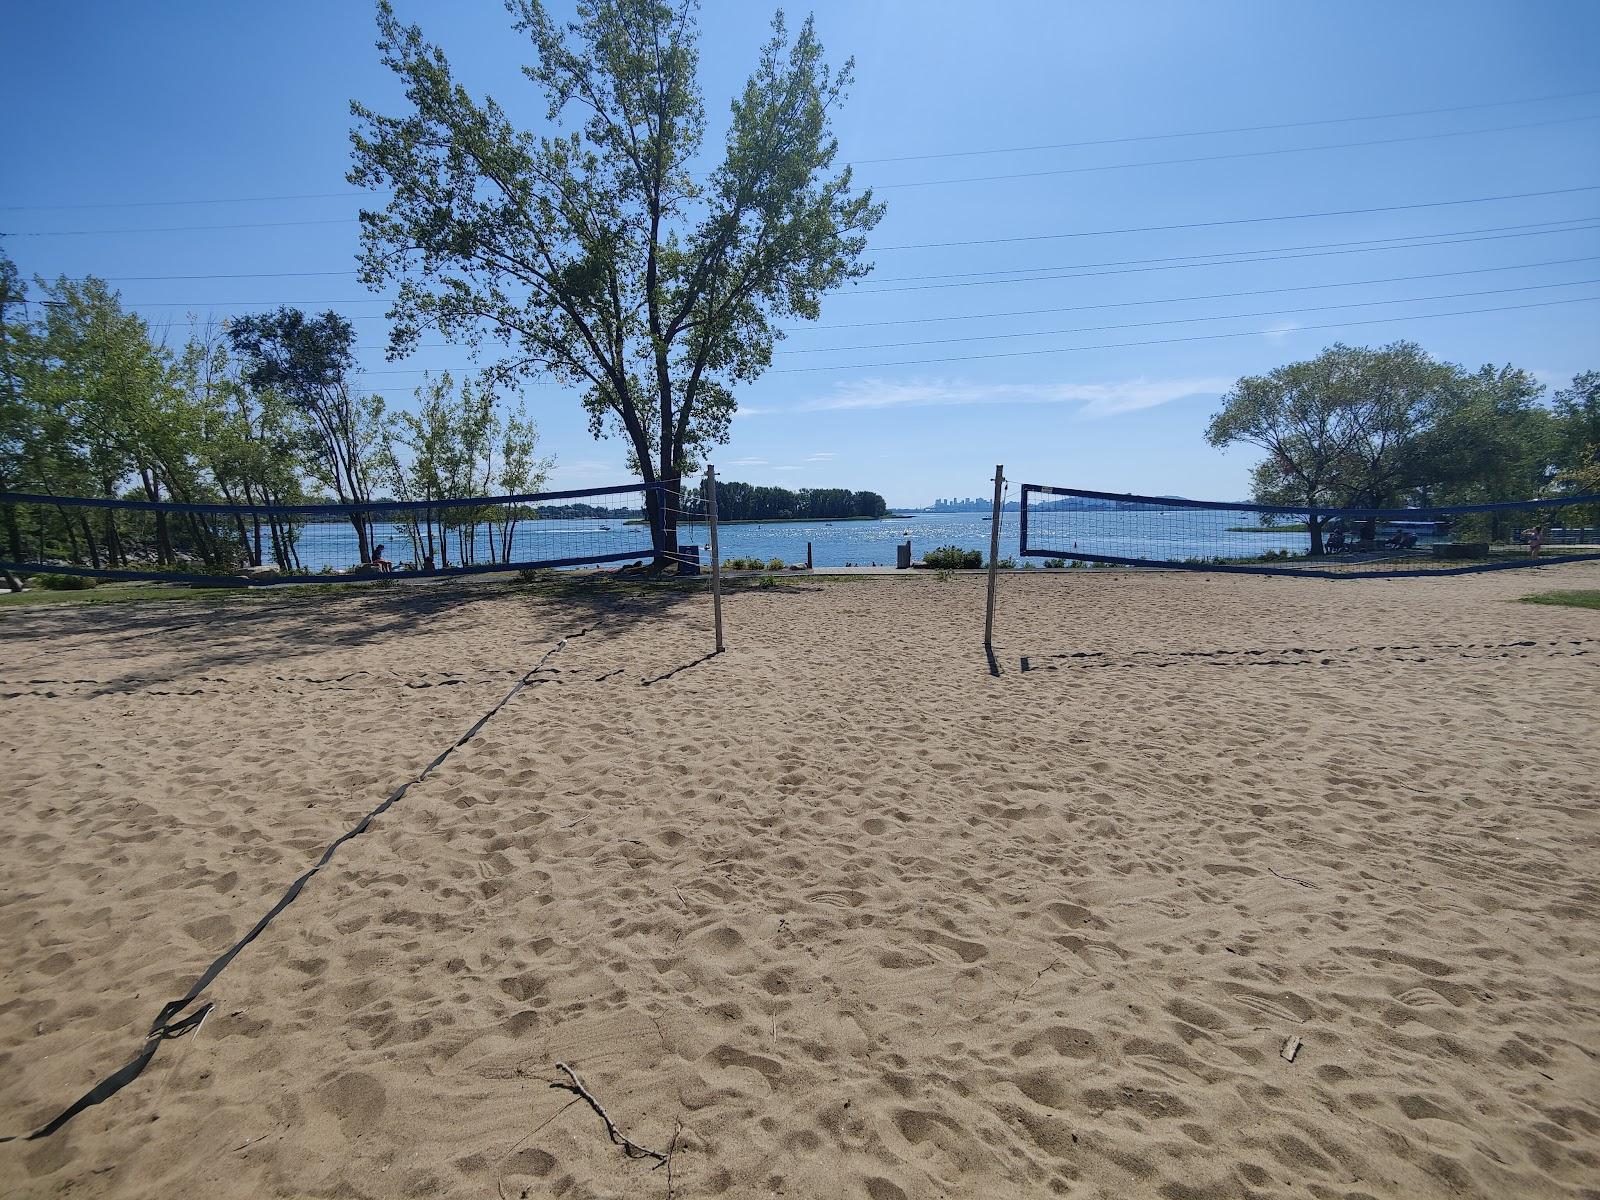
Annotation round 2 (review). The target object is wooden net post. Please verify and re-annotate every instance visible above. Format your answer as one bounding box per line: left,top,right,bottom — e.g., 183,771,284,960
706,463,725,654
984,463,1004,648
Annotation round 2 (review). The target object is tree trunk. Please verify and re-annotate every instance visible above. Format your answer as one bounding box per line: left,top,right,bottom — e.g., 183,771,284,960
2,503,22,563
1307,513,1326,556
77,512,101,570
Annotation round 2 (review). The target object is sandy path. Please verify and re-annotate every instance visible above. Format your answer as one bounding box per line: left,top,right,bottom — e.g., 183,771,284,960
2,566,1597,1198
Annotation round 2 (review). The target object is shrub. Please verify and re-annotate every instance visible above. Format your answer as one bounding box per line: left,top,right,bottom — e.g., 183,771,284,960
766,557,785,571
35,573,97,591
994,556,1017,569
1044,558,1067,568
922,544,981,569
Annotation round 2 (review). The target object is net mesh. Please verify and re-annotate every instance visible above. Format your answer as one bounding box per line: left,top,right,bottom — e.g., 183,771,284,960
1,483,662,584
1019,485,1600,577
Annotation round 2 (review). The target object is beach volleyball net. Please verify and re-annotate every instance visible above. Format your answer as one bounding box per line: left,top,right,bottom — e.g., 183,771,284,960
1018,484,1600,578
0,482,664,585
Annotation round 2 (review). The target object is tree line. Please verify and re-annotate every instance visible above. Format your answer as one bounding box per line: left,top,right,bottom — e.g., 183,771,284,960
685,479,888,522
1206,341,1599,553
0,257,550,574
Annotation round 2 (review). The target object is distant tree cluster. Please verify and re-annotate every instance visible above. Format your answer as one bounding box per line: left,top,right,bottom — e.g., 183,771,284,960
686,478,887,522
0,256,548,575
1207,341,1599,552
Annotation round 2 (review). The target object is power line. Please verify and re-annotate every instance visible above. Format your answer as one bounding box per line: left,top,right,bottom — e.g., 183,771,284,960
771,293,1600,374
8,178,1598,243
94,228,1600,311
5,217,355,238
850,87,1600,164
340,267,1600,371
850,222,1600,295
866,218,1597,285
875,112,1600,190
8,89,1595,212
801,255,1600,332
350,272,1600,373
872,184,1600,250
785,275,1600,357
62,215,1600,284
0,192,366,213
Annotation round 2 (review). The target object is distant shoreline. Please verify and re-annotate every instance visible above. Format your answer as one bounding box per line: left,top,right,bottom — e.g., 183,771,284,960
629,514,914,526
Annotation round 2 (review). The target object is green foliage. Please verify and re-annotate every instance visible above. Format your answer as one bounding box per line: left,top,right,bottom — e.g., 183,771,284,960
692,479,887,521
994,556,1017,569
1208,343,1600,552
766,556,786,571
721,555,772,570
1043,558,1067,568
35,572,97,590
922,545,981,569
349,0,883,560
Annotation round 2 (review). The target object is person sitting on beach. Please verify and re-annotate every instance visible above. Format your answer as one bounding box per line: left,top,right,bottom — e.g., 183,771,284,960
1383,530,1417,550
1325,528,1347,553
370,544,394,572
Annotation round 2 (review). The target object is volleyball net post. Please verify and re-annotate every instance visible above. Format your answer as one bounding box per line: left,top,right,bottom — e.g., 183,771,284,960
705,463,725,654
984,463,1004,648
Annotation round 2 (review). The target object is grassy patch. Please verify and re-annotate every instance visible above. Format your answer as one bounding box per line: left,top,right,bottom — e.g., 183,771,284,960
1518,589,1600,611
0,579,384,610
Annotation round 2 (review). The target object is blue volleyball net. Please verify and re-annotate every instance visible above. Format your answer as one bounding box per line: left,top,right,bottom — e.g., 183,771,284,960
1018,484,1600,578
0,482,664,585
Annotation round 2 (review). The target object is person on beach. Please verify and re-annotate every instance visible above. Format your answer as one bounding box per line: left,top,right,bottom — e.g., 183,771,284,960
1525,526,1544,558
371,544,394,572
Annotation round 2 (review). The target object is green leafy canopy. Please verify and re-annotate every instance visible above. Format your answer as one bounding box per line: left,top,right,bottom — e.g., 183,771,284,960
348,0,884,556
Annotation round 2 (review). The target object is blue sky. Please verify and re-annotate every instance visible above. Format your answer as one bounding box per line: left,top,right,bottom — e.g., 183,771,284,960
3,0,1598,506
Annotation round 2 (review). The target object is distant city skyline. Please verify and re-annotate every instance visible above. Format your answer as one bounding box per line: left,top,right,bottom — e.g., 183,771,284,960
3,0,1597,508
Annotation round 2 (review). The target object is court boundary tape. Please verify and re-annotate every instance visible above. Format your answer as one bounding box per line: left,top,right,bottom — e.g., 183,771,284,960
0,627,590,1144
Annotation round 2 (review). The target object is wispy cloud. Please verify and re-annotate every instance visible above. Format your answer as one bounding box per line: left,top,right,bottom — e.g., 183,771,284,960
804,452,837,461
756,376,1231,420
728,456,768,466
775,464,803,471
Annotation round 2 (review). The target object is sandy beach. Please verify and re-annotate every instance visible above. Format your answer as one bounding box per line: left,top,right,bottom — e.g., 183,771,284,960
2,566,1598,1199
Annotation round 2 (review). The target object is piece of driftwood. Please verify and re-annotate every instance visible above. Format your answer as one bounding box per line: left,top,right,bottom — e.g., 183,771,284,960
550,1062,669,1165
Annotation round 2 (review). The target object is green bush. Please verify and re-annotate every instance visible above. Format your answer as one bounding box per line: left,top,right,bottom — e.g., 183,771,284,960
767,557,786,571
922,545,981,569
35,573,97,591
994,556,1017,569
1043,558,1067,568
722,555,770,570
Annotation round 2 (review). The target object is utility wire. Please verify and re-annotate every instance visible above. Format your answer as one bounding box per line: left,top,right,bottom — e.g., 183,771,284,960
347,273,1600,373
67,215,1599,284
96,229,1600,311
865,217,1598,285
804,254,1600,331
771,293,1600,373
784,275,1600,356
5,88,1595,210
852,86,1600,163
874,112,1600,189
872,184,1600,250
8,178,1598,241
850,222,1600,295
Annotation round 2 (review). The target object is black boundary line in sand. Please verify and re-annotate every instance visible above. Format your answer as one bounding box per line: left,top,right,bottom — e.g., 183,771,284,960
0,626,593,1145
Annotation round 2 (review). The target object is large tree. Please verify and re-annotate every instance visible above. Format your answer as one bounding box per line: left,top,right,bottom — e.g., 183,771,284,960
1205,349,1361,554
227,307,386,564
349,0,882,564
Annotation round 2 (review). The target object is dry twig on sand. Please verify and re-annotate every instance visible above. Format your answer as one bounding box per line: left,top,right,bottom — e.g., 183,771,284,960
551,1061,670,1165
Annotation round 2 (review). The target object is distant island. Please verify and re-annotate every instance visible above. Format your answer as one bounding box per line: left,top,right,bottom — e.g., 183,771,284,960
680,481,892,523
